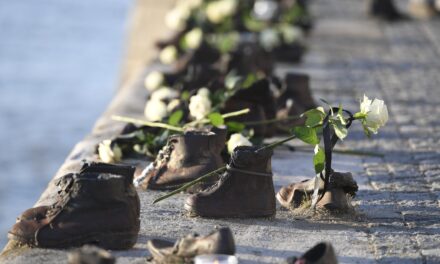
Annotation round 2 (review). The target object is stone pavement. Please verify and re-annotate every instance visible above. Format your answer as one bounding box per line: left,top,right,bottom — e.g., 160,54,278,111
2,0,440,263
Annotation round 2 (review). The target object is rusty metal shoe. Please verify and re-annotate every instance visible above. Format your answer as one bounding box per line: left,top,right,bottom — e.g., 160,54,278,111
68,245,115,264
316,172,358,211
285,242,338,264
8,164,140,249
284,73,316,110
139,128,227,192
368,0,408,21
16,162,137,222
276,172,358,211
147,227,235,264
185,146,276,218
276,178,322,209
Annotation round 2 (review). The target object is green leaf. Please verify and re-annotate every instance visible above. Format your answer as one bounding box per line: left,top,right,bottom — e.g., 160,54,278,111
168,110,183,126
332,120,348,140
303,108,325,127
226,121,245,132
208,112,224,127
313,145,325,174
181,91,190,101
293,126,320,145
242,73,258,88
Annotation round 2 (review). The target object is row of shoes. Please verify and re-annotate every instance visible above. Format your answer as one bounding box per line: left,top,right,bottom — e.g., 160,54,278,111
66,227,338,264
369,0,440,21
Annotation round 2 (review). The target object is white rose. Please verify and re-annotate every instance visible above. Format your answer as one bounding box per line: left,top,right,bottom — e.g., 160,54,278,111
167,99,181,112
165,6,190,31
227,133,252,153
184,28,203,49
359,95,389,134
197,87,210,97
144,71,164,92
253,0,278,21
206,0,237,24
144,99,168,121
159,45,178,65
280,25,303,44
189,94,212,120
259,29,281,51
151,87,180,101
98,140,122,163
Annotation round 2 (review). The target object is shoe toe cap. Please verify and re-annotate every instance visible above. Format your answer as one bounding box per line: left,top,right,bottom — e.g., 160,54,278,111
8,219,41,244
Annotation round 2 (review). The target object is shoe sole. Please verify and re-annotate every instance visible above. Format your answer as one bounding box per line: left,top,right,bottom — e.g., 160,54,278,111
184,202,275,218
8,231,138,250
276,192,292,209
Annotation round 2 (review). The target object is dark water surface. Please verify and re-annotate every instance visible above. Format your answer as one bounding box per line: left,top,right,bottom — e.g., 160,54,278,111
0,0,133,248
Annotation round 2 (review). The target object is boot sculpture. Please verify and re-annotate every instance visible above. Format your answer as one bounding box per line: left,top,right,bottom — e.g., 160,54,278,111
276,73,316,131
185,146,276,218
16,162,137,222
140,128,227,192
276,171,358,211
368,0,407,21
408,0,439,19
8,163,140,249
147,227,235,263
285,242,338,264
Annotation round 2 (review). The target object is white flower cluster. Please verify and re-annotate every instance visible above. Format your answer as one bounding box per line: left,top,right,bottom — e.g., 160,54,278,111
144,71,165,92
159,45,178,65
359,95,389,134
189,88,212,120
184,28,203,49
98,140,122,163
206,0,238,24
259,25,303,51
227,133,252,153
164,0,203,31
144,87,180,122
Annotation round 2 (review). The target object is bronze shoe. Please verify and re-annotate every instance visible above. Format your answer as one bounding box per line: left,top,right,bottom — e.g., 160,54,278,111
276,172,358,211
8,164,140,249
316,172,358,211
285,242,338,264
368,0,408,21
185,146,276,218
141,128,227,192
147,227,235,264
16,162,137,222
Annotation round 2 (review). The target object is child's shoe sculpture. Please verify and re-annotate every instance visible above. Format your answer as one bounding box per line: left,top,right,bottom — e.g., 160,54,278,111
147,227,235,264
141,128,227,192
8,164,140,249
277,171,358,212
185,146,276,218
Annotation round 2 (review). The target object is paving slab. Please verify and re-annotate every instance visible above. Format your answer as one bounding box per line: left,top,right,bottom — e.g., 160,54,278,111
2,0,440,263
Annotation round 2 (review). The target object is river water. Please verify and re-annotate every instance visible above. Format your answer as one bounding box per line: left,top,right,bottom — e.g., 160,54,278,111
0,0,133,248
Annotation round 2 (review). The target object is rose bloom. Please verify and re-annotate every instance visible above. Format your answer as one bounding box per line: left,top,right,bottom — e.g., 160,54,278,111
144,71,164,92
184,28,203,49
227,133,252,153
189,93,212,120
206,0,238,24
151,87,180,101
144,99,168,122
280,25,303,44
360,95,389,134
98,140,122,163
165,6,190,31
159,45,178,65
259,28,281,51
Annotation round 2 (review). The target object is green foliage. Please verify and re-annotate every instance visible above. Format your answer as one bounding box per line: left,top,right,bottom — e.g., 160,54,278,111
303,108,325,127
313,145,325,174
293,126,320,145
226,121,245,133
208,112,224,127
168,110,183,126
